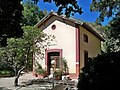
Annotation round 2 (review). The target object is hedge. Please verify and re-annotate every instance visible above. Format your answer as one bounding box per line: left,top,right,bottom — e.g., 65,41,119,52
77,51,120,90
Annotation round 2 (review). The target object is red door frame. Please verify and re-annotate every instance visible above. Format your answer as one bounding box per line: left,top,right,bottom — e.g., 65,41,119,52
45,49,63,74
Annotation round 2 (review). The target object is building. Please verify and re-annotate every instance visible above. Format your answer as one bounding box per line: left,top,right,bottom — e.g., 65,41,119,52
33,12,104,79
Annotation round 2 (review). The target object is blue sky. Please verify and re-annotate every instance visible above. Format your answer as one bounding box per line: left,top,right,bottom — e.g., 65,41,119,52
36,0,110,26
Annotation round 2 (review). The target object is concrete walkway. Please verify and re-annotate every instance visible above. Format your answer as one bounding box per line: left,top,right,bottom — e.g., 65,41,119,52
0,72,40,90
0,72,78,90
53,84,67,90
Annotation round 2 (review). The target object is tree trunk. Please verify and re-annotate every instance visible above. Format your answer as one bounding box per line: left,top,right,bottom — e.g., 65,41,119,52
14,46,30,86
14,66,26,86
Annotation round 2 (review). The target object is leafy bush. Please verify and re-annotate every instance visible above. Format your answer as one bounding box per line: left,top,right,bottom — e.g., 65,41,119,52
77,51,120,90
54,69,62,77
36,69,46,75
0,70,15,76
61,58,69,75
0,55,13,71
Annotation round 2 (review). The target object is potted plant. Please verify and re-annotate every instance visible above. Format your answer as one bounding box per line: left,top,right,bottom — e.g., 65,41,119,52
54,69,62,80
60,58,69,75
36,69,47,78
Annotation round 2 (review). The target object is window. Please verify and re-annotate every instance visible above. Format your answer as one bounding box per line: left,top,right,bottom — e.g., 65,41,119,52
51,24,56,30
83,34,88,43
84,50,88,66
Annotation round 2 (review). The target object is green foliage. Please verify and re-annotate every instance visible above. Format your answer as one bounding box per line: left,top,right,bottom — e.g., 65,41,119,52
0,26,49,73
106,13,120,51
53,0,83,17
60,58,69,75
0,0,81,46
54,69,62,77
109,13,120,40
100,13,120,52
91,0,120,52
0,26,54,86
36,69,47,74
91,0,120,24
22,0,47,26
0,25,55,77
0,0,23,46
77,51,120,90
32,0,83,17
0,70,14,76
0,48,13,70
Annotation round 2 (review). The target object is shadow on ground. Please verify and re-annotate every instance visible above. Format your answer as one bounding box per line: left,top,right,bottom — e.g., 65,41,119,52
0,87,12,90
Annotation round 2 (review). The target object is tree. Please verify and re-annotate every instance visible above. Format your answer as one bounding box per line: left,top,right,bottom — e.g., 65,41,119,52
0,48,14,72
91,0,120,51
22,0,47,26
101,23,120,53
106,13,120,52
0,0,23,46
32,0,83,17
0,26,54,86
0,0,82,46
90,0,120,24
77,51,120,90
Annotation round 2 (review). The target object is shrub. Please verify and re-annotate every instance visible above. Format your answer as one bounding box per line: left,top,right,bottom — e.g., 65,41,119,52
54,69,62,80
0,70,15,76
61,58,69,75
54,69,62,76
36,69,47,78
36,69,46,75
77,51,120,90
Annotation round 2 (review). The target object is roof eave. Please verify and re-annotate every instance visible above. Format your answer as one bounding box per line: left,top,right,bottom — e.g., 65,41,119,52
35,12,104,41
35,12,56,28
35,12,83,28
82,23,105,41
